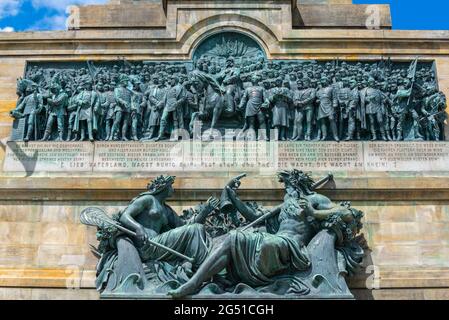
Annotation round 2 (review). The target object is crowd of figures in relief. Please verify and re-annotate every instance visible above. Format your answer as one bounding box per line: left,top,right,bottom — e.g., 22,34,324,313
81,171,365,298
10,34,447,143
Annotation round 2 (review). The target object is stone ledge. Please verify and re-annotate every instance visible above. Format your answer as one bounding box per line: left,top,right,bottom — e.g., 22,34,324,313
0,268,95,288
2,267,449,290
1,287,448,300
352,288,449,300
1,185,449,201
1,29,448,42
0,287,99,300
1,30,449,59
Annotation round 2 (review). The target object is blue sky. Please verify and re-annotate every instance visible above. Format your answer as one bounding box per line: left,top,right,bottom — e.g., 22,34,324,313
0,0,107,32
353,0,449,30
0,0,448,32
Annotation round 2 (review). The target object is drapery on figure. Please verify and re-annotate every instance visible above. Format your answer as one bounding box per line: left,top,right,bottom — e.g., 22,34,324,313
12,57,447,142
93,175,219,294
10,79,44,142
83,170,365,298
169,170,365,298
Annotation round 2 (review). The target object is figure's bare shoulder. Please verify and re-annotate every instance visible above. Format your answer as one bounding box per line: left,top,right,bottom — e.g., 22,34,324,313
128,193,155,211
307,193,334,210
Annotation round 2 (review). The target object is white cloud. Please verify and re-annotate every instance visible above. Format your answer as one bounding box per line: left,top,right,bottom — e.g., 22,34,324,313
31,0,108,12
28,14,67,31
0,26,15,32
0,0,20,19
27,0,109,31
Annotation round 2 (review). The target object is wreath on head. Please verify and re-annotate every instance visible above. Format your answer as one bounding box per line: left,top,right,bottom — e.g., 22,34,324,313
146,175,176,195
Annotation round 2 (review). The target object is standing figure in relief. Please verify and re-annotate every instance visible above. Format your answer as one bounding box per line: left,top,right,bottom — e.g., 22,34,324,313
142,77,166,141
155,75,186,141
10,80,44,142
293,78,316,141
421,84,447,141
238,74,267,141
95,83,107,141
336,78,351,141
102,83,117,141
265,79,293,141
66,85,82,141
392,78,423,141
41,80,68,141
315,77,339,141
291,79,306,141
111,75,132,141
361,78,387,141
216,57,242,114
346,79,360,141
74,77,98,142
130,82,146,141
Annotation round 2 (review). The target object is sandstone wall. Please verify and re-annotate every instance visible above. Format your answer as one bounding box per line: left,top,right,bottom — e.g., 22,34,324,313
1,3,449,299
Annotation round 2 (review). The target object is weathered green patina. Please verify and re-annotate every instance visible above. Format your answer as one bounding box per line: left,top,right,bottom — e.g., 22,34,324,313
10,32,447,142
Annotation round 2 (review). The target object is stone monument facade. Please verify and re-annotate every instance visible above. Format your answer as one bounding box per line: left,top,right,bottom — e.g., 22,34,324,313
0,0,449,300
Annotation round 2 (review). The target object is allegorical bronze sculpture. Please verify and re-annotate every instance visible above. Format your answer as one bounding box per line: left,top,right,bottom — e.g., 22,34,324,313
10,32,447,142
81,171,365,299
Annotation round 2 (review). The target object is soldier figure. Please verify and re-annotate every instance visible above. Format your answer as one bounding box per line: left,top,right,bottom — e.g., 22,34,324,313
111,75,132,141
66,85,82,141
380,83,394,141
361,78,387,141
300,78,317,141
10,81,44,142
142,78,166,141
336,78,352,140
41,80,68,141
9,58,447,143
95,84,107,140
238,74,267,141
347,79,360,141
292,78,316,141
141,77,156,131
102,83,117,141
421,84,447,141
74,78,99,142
130,82,146,141
316,77,339,141
386,83,398,141
266,78,293,141
216,57,242,114
392,79,415,141
155,76,186,141
183,81,199,134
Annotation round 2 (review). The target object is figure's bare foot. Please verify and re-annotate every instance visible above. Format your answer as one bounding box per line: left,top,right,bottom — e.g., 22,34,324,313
168,283,197,299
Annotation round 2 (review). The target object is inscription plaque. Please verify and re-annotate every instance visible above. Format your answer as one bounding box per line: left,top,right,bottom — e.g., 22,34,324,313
4,141,449,173
278,142,364,172
93,142,185,172
3,141,93,173
364,142,449,171
93,141,279,172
